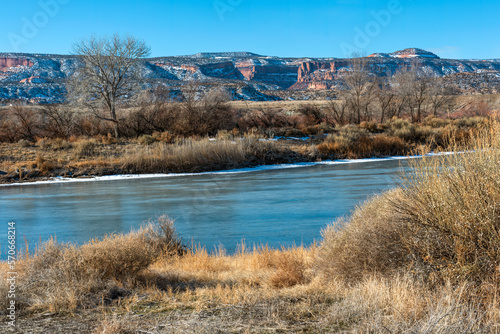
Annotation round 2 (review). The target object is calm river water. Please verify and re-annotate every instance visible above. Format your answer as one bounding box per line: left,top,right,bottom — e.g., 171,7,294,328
0,159,411,258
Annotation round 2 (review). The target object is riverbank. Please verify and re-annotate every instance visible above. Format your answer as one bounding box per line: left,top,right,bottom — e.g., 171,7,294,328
0,120,498,333
0,116,485,185
0,152,454,188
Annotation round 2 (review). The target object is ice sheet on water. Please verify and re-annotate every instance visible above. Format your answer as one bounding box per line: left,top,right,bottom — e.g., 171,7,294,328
0,152,459,188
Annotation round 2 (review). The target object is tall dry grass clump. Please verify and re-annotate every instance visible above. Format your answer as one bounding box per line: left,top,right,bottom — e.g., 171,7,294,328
318,190,407,281
394,120,500,285
122,135,292,174
317,125,409,158
0,216,183,313
318,120,500,288
316,120,500,331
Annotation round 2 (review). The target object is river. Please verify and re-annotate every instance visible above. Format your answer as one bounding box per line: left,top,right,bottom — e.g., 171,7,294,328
0,158,411,258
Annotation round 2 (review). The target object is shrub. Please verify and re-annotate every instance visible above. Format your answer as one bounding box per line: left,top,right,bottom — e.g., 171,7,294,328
35,155,57,174
392,121,500,285
8,216,183,313
269,249,307,288
74,139,98,158
359,120,378,133
37,137,72,151
137,134,156,145
39,105,77,139
297,104,323,126
318,120,500,287
317,191,407,281
423,116,449,128
17,139,32,148
370,134,407,156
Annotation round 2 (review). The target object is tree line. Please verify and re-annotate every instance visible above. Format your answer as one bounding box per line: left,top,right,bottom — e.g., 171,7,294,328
329,56,457,125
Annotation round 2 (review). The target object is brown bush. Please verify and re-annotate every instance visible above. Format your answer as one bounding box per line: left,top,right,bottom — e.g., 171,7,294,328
6,216,183,313
317,126,408,158
269,249,307,288
318,120,500,287
297,104,323,126
35,155,57,174
392,121,500,285
39,105,78,139
74,138,98,158
317,191,407,281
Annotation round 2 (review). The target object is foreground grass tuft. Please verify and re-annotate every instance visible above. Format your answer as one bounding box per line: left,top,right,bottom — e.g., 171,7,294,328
318,119,500,287
0,216,184,314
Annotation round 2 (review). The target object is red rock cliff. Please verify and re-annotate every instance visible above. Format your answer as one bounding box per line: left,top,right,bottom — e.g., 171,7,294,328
297,61,350,82
235,63,299,89
236,64,298,81
0,57,34,72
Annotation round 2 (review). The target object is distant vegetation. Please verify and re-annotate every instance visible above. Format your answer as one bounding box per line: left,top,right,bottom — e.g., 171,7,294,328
0,91,496,183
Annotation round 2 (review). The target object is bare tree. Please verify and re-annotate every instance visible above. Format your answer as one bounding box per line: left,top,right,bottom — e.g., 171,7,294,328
11,104,41,142
392,61,434,123
412,70,432,123
69,34,150,137
339,55,377,124
40,105,77,138
428,80,456,117
375,79,395,124
325,100,348,125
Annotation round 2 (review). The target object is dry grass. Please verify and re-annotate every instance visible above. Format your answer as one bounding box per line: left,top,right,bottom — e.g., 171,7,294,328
121,135,306,174
394,121,500,285
0,135,308,182
317,132,409,158
2,234,500,332
317,190,407,281
0,115,489,184
316,120,500,332
0,216,184,314
318,120,499,282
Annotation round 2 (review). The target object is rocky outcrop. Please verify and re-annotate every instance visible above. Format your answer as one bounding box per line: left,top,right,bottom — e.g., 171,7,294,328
20,76,46,84
297,61,350,82
150,61,244,81
287,60,351,90
235,63,298,88
154,62,197,73
199,62,244,80
0,57,33,72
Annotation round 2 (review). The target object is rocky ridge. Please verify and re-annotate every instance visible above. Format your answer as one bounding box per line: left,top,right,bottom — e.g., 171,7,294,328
0,48,499,104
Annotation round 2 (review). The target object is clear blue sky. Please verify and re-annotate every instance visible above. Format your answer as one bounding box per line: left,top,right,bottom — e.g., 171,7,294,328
0,0,498,59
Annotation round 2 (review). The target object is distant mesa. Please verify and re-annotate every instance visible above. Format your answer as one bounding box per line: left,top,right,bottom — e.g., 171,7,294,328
1,48,499,103
369,48,440,59
190,52,262,59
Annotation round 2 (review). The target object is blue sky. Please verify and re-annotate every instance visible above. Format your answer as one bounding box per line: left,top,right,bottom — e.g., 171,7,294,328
1,0,498,59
